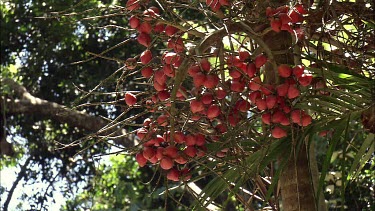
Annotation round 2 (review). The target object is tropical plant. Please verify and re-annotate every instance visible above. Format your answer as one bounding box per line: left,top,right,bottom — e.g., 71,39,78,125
1,0,374,210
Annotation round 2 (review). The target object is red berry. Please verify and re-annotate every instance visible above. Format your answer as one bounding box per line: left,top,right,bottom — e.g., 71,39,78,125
137,32,151,47
278,64,292,78
165,25,179,36
255,98,267,111
190,100,205,113
184,146,197,157
230,80,245,92
138,22,152,34
246,63,257,78
249,91,262,104
193,72,207,88
216,87,227,99
266,95,277,109
262,113,271,125
255,54,267,68
143,147,156,160
125,92,137,106
129,15,140,29
164,146,178,158
167,169,180,181
272,126,287,138
140,49,152,64
174,131,185,144
271,19,282,32
298,74,313,86
272,110,286,123
301,114,312,126
160,157,174,170
293,65,304,77
200,59,211,72
136,153,147,167
195,134,206,146
249,76,262,91
157,114,169,126
158,90,170,101
239,49,250,61
136,128,148,140
141,67,153,78
287,85,300,99
204,74,219,89
201,92,214,105
174,154,188,164
207,104,221,119
126,0,140,11
185,134,196,146
276,83,289,97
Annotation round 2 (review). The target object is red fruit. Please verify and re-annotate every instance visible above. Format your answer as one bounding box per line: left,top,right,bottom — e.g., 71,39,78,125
266,95,277,109
126,0,140,11
216,87,227,99
168,37,185,53
289,9,303,23
249,91,261,104
125,57,137,70
246,63,257,78
301,114,312,126
287,85,300,99
184,146,197,157
174,154,188,164
165,25,179,36
154,23,165,33
276,83,289,97
188,65,200,77
140,50,152,64
149,156,158,164
227,55,241,67
136,153,147,167
138,22,152,34
294,4,308,14
158,90,170,101
260,84,274,96
228,111,240,126
279,13,292,25
291,109,304,124
239,49,250,61
155,147,164,160
143,8,159,21
185,134,196,146
137,32,151,47
125,92,137,106
262,113,271,125
129,15,140,29
204,74,219,89
201,92,214,105
282,105,291,114
255,54,267,68
249,76,262,91
149,6,160,15
278,64,292,78
272,110,286,123
280,115,290,126
143,147,156,160
271,19,282,32
255,98,267,111
163,52,179,65
174,131,185,144
219,0,230,6
153,80,166,91
136,128,148,140
160,157,174,170
236,99,251,112
164,146,178,158
231,80,245,92
167,169,180,181
230,69,242,79
272,126,287,138
190,100,204,113
195,134,206,146
215,123,227,133
192,72,206,88
293,65,304,77
298,74,313,86
163,65,175,77
180,168,191,181
206,0,220,11
207,104,221,119
266,7,274,17
157,114,169,126
154,70,167,85
141,67,153,78
200,59,211,72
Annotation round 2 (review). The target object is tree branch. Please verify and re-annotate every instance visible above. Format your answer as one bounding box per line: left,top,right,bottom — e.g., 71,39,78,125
1,78,134,148
3,156,32,211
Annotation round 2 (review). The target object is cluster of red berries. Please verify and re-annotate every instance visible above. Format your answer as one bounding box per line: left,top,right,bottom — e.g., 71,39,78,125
123,1,314,181
266,4,308,39
205,0,231,12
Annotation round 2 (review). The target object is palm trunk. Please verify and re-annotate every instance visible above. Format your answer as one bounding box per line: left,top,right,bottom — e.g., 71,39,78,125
262,30,317,210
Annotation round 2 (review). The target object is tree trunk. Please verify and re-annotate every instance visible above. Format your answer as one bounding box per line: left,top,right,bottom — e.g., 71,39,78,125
262,30,317,210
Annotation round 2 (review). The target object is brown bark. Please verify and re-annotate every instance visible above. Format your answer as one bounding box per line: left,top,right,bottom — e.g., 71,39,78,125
1,78,134,148
262,30,317,210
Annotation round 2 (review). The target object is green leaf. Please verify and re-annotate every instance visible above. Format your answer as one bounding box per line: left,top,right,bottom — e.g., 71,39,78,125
345,134,374,187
